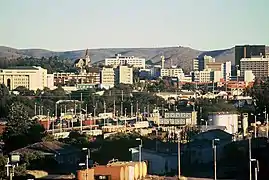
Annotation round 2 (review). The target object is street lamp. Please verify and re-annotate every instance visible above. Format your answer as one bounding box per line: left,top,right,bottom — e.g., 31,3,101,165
251,113,260,138
79,148,90,180
201,119,212,130
136,138,142,162
212,138,220,180
251,159,259,180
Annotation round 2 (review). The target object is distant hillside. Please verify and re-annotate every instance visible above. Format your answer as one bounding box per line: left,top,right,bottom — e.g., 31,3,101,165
0,46,268,72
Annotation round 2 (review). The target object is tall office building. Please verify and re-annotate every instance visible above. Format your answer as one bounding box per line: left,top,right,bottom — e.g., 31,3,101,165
235,45,266,68
100,67,115,89
192,55,215,71
240,57,269,78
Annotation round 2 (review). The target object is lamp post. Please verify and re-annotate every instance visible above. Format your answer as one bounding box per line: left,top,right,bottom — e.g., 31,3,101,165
136,138,142,162
177,132,181,180
80,148,90,180
212,139,220,180
251,113,260,138
201,119,212,131
249,136,252,180
251,159,259,180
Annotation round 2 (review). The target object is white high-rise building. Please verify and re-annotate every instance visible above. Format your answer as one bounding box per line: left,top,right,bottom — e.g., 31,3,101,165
222,61,231,81
105,54,145,69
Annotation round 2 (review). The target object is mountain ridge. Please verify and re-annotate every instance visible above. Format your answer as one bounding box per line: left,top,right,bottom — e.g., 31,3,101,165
0,46,268,72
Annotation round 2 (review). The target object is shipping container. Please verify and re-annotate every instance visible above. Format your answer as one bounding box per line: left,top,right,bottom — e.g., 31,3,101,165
83,120,94,126
77,169,94,180
93,165,125,180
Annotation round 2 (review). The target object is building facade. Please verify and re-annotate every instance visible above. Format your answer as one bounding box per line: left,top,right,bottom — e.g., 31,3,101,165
0,66,48,91
240,57,269,78
115,65,133,84
235,45,266,68
192,55,215,71
100,67,115,89
222,61,231,81
160,68,185,80
53,68,100,86
105,54,145,69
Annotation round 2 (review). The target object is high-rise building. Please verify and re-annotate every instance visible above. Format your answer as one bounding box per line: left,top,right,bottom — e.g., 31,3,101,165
222,61,232,81
0,66,48,91
100,67,115,89
105,54,145,69
235,45,266,68
192,55,215,71
115,65,133,85
240,57,269,78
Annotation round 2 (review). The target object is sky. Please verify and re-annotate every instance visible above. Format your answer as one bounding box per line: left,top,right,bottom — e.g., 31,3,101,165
0,0,269,51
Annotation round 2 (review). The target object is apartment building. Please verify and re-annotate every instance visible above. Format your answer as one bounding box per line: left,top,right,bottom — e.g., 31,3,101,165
100,67,115,89
192,69,222,83
54,68,100,86
115,65,133,85
0,66,48,91
240,57,269,78
105,54,145,69
160,67,185,80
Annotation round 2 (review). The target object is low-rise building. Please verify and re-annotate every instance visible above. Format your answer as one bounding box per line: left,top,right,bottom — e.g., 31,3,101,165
160,67,185,80
0,66,48,91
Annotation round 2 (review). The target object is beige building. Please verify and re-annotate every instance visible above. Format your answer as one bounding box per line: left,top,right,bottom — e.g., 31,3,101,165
240,57,269,78
100,67,115,89
160,67,185,80
192,69,222,83
115,65,133,85
105,54,145,69
0,66,48,91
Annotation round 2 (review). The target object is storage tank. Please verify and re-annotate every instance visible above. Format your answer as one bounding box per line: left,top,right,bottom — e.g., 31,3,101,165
208,112,239,134
108,162,135,180
126,162,140,180
141,161,147,178
93,165,125,180
77,169,94,180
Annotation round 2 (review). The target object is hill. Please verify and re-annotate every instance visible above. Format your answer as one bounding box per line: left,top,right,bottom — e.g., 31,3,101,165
0,46,268,72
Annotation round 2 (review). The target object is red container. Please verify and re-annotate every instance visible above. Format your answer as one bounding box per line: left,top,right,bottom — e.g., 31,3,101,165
83,120,94,126
39,120,51,130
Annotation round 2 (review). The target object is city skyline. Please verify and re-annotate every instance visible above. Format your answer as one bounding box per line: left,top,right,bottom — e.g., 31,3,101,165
1,0,269,51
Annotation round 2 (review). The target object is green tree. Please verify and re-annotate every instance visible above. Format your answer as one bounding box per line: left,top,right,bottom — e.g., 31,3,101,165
0,84,10,118
3,102,45,152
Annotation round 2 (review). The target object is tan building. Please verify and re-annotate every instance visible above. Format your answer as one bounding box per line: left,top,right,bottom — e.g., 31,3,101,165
160,68,185,80
100,67,115,89
206,62,222,71
240,57,269,78
0,66,48,91
115,65,133,85
54,68,100,86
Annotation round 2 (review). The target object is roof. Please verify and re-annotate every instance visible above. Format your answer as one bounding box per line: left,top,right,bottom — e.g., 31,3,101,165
11,141,80,155
5,66,38,70
191,129,233,141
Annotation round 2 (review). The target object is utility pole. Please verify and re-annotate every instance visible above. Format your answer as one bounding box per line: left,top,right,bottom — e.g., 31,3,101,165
177,132,181,180
121,90,123,101
34,103,37,116
113,99,116,117
121,101,123,117
47,110,50,130
131,103,133,117
249,137,252,180
104,101,106,114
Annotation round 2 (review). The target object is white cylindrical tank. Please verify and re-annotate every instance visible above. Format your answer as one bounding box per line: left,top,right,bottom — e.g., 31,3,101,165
208,112,238,134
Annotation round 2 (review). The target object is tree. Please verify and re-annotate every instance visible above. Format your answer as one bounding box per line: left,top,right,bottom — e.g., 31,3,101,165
0,84,10,118
3,102,45,152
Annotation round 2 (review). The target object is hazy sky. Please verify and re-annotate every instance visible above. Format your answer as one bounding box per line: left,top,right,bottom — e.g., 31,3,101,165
1,0,269,51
